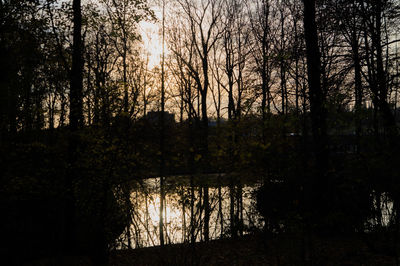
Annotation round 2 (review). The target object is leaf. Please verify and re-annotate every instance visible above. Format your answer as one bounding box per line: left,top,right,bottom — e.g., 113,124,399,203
194,154,202,162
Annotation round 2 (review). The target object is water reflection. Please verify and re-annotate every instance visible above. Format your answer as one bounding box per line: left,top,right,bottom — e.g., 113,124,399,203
117,176,263,248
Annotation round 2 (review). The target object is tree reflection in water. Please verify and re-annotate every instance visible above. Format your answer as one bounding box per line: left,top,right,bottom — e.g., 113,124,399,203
116,177,263,248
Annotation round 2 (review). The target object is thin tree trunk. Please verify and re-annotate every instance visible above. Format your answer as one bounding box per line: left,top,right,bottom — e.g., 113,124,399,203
159,0,166,246
352,26,363,150
230,184,236,238
218,184,223,238
280,10,286,115
201,56,210,243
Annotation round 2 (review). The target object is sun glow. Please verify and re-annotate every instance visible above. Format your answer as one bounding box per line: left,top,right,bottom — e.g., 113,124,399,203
139,8,168,70
147,194,182,226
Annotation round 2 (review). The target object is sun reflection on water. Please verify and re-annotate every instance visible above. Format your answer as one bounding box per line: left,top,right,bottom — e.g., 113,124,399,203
117,177,263,249
146,195,182,225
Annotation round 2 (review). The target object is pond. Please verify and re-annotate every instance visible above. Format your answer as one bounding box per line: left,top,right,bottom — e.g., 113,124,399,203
116,175,264,248
114,177,394,249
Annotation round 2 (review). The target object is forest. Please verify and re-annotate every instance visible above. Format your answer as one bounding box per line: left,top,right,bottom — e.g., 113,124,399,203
1,0,400,265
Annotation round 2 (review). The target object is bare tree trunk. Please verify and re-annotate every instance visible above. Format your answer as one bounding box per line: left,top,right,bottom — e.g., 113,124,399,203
280,9,286,115
303,0,327,172
237,184,243,237
303,0,326,264
159,0,166,246
373,0,396,134
59,95,66,127
230,184,236,238
257,0,271,143
218,184,223,238
201,49,210,244
65,0,83,258
352,22,363,149
123,47,128,113
70,0,83,131
143,56,148,117
199,186,203,241
187,75,196,244
291,6,301,120
182,187,187,242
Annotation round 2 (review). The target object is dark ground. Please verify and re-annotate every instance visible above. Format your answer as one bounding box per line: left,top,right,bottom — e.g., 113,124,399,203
25,232,397,265
109,233,397,266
